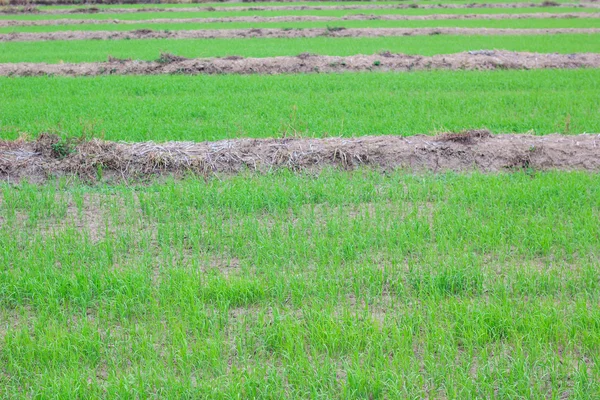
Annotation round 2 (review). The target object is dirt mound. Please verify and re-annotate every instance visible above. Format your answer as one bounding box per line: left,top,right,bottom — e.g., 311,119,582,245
2,132,600,183
3,0,598,5
1,51,599,77
1,2,596,15
435,129,492,145
1,12,597,28
156,52,189,63
3,27,600,42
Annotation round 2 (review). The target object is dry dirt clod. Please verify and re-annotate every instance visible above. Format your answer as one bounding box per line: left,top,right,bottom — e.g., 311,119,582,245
435,129,492,144
221,55,245,61
107,55,131,63
69,7,99,14
131,28,154,35
296,52,316,60
156,52,189,64
32,133,60,158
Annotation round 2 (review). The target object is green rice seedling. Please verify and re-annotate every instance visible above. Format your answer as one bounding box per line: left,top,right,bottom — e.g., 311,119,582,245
1,69,598,141
0,170,599,397
3,17,599,34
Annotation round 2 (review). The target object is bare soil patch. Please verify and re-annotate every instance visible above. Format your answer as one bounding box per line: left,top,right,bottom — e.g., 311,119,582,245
1,2,597,15
1,12,597,28
3,27,600,42
2,132,600,183
1,51,599,76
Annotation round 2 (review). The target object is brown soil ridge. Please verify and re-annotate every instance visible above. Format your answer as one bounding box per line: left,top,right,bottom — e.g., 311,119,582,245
6,0,600,5
1,12,597,27
2,132,600,183
2,2,597,15
3,27,600,42
2,51,599,77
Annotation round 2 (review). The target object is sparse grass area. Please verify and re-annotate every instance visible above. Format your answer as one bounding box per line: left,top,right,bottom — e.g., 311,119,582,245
4,17,600,34
0,7,590,21
1,34,598,64
1,170,599,397
1,69,598,141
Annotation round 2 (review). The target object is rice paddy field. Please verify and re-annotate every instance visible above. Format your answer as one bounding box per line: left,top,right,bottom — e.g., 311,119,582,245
1,0,600,398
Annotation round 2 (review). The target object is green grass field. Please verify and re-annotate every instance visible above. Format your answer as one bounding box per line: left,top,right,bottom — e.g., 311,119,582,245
1,69,599,141
1,1,599,397
1,34,599,64
1,170,599,397
0,7,590,21
4,17,600,34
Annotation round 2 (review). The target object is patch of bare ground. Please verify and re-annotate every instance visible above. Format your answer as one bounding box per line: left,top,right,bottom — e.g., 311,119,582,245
1,51,599,76
1,12,598,27
1,2,598,15
2,131,600,183
4,27,600,42
4,190,141,244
